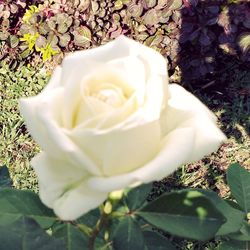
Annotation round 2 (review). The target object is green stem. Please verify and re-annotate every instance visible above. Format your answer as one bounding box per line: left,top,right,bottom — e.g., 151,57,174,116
88,207,109,250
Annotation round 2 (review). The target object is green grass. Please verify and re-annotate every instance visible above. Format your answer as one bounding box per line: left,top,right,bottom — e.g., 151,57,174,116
0,63,49,191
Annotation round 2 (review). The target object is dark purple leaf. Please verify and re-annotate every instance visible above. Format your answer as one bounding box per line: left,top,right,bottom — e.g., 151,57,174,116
179,32,189,44
182,22,194,33
188,0,198,7
190,59,200,66
206,17,218,26
189,29,200,41
200,64,208,76
207,6,220,14
199,33,211,46
243,19,250,29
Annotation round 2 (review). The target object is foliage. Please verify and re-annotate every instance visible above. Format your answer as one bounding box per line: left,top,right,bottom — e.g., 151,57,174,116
1,0,250,79
0,163,249,249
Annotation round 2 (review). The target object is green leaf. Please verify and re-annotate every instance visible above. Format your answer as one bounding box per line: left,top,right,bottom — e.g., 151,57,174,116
0,217,65,250
20,48,31,58
197,189,245,236
113,216,145,250
218,240,250,250
0,166,12,188
77,207,100,228
9,35,19,48
227,163,250,214
53,223,88,250
228,221,250,241
137,190,225,241
124,183,152,210
96,242,113,250
0,188,56,229
143,230,176,250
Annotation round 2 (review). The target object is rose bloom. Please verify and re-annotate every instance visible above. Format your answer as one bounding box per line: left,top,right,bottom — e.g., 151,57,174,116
20,36,226,220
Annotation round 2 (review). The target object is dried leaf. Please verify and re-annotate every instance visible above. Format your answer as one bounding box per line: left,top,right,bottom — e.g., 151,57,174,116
0,31,9,41
172,10,181,24
59,33,71,47
128,3,143,17
169,0,182,10
144,0,157,8
78,0,90,12
3,10,10,19
10,4,18,14
47,18,56,30
2,19,10,29
39,23,50,35
143,9,159,26
114,0,123,10
157,0,174,9
58,22,70,34
158,9,172,23
91,1,99,13
35,35,47,48
73,26,92,47
145,33,163,47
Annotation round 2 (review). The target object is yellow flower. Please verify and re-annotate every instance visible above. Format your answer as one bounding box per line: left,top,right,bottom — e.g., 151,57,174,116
20,33,39,50
23,5,39,24
36,43,59,61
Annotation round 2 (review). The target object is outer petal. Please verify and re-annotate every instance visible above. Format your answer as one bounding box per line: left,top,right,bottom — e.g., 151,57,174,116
69,120,161,176
53,183,107,221
32,153,107,221
85,85,226,192
162,84,227,162
61,35,167,88
86,127,195,192
20,88,101,176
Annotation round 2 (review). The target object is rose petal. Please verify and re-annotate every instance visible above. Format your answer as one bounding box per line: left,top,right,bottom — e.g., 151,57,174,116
75,96,116,126
19,88,65,150
61,36,168,129
20,89,101,175
32,153,107,220
61,36,167,88
53,184,107,221
141,74,168,121
76,93,137,130
107,56,147,105
168,84,215,118
86,127,195,192
31,153,86,205
69,120,161,176
163,84,227,161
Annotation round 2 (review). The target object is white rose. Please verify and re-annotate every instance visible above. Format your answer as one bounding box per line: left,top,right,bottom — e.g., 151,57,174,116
19,36,226,220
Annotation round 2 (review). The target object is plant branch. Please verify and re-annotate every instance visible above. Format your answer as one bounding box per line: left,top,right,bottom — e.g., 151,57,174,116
88,208,109,250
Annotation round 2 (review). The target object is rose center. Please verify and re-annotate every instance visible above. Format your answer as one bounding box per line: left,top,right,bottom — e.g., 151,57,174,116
92,87,126,108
